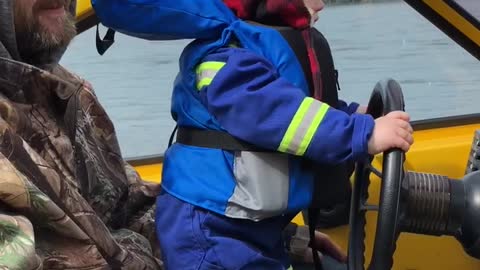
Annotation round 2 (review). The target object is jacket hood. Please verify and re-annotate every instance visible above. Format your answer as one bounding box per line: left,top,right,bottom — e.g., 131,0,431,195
93,0,310,41
0,0,77,67
93,0,235,41
92,0,312,94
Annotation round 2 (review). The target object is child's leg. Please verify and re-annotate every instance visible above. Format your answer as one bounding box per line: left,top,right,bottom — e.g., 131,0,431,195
156,191,294,270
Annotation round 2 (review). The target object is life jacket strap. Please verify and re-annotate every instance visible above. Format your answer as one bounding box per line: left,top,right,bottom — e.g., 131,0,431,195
175,126,268,152
96,24,116,56
308,207,325,270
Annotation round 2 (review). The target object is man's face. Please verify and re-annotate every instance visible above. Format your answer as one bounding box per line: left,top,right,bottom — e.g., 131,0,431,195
14,0,76,55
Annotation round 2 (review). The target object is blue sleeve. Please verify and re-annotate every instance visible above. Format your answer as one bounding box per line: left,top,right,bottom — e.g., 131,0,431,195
198,48,375,164
337,100,360,115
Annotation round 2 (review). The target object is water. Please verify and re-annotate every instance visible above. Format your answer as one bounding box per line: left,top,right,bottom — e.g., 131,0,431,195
61,1,480,158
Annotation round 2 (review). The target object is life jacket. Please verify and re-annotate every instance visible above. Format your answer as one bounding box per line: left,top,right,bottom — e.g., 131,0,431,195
95,21,352,229
175,25,352,228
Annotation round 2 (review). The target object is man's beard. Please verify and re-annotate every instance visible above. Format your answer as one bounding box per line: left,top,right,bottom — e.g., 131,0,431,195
14,1,77,66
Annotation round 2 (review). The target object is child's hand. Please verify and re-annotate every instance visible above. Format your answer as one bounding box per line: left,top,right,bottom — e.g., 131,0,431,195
367,111,413,155
356,105,368,114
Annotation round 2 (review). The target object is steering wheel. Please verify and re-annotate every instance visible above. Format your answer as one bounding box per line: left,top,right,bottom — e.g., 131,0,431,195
348,79,406,270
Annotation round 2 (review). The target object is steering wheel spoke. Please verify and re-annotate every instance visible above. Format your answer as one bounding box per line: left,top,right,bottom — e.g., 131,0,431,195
367,164,383,179
360,204,379,211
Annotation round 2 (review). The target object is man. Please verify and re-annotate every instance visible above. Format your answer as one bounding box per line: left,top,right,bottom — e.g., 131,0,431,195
0,0,346,268
0,0,161,268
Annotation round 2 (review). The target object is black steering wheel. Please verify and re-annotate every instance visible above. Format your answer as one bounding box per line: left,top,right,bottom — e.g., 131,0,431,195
348,79,406,270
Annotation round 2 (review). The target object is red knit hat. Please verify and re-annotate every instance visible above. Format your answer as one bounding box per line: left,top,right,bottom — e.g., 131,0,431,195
223,0,311,29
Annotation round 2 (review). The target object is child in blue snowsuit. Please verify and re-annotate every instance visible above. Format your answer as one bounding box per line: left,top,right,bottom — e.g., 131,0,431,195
92,0,414,269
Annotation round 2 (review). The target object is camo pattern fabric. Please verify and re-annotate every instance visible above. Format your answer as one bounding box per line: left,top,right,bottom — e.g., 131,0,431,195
0,56,163,269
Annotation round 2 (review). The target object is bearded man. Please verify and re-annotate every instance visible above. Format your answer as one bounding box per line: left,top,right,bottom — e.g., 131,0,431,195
0,0,162,268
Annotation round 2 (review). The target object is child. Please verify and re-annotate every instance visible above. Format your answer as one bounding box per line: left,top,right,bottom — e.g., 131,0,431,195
92,0,413,269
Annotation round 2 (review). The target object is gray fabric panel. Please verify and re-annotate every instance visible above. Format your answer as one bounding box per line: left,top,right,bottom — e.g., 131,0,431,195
197,69,219,79
225,151,289,221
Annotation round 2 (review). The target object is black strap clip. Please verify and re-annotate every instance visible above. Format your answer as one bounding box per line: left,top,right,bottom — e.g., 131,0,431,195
96,24,116,56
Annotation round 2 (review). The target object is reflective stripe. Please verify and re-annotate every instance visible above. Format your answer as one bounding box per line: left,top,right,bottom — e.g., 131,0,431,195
278,97,329,155
195,61,226,90
287,266,293,270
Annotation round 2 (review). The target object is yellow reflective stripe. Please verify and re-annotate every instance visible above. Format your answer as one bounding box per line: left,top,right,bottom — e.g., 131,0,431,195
287,266,293,270
197,78,213,90
196,61,226,72
296,102,329,155
278,98,314,153
278,97,330,155
195,61,226,90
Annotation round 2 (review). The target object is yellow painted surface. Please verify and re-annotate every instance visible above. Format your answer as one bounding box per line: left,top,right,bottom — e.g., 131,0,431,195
135,163,163,183
75,0,94,22
133,123,480,269
423,0,480,46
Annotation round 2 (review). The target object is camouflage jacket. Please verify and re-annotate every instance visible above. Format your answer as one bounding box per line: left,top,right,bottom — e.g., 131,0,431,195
0,56,163,270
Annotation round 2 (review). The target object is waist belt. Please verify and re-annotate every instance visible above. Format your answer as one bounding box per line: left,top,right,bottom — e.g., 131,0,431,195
175,126,268,152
